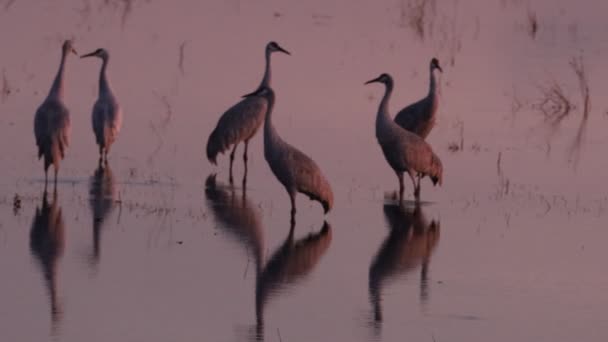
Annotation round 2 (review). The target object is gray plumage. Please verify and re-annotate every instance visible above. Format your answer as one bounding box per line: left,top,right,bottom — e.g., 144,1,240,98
366,73,443,202
206,41,290,184
34,40,76,188
82,48,123,165
394,58,442,139
246,86,334,222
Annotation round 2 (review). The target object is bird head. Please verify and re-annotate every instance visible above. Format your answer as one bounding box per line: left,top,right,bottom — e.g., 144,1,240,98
62,40,78,56
81,48,109,60
267,41,290,55
431,58,443,73
364,73,393,86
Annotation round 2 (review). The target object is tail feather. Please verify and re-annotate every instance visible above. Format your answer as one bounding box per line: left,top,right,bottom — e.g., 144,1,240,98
429,153,443,186
206,129,221,164
300,176,334,214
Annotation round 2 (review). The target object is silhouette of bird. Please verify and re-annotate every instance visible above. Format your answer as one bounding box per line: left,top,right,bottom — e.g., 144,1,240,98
244,86,333,223
394,58,442,138
29,190,65,334
34,40,77,189
369,203,440,325
365,73,443,202
81,48,123,166
255,221,332,340
88,164,117,270
206,41,290,185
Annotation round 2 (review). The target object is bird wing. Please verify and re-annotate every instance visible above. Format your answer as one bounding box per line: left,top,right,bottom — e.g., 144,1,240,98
394,97,429,133
398,133,436,175
207,96,267,162
34,100,70,157
92,98,121,146
34,104,49,158
284,144,333,210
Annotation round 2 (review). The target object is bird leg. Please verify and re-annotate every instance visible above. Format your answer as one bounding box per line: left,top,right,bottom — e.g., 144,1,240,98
397,172,405,203
407,171,420,201
53,167,58,191
242,140,249,187
98,146,103,166
289,191,297,224
229,144,237,184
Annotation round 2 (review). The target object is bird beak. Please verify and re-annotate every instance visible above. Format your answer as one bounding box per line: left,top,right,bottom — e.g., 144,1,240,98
277,46,291,55
364,76,382,85
71,48,78,55
80,51,96,59
437,65,443,73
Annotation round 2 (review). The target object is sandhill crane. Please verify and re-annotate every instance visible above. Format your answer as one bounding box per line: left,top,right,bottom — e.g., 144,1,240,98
255,221,332,339
369,203,440,325
34,40,77,189
206,41,290,184
394,58,443,138
204,174,264,273
81,48,123,166
365,73,443,202
30,190,65,334
244,86,333,222
88,164,117,269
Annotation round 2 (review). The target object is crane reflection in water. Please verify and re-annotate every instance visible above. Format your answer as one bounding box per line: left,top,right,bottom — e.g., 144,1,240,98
29,189,65,336
88,164,117,271
368,203,440,336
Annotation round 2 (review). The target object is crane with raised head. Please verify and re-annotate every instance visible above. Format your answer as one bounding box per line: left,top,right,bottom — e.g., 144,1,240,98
365,73,443,202
81,48,123,166
206,41,290,184
34,40,77,189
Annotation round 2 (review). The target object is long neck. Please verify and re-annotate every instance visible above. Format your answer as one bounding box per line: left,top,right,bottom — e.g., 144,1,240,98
48,50,67,99
99,57,111,97
377,81,393,123
263,93,279,144
428,68,436,97
257,50,271,90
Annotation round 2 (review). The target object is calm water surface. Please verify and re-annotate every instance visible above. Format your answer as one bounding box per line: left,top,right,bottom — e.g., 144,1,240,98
1,1,607,341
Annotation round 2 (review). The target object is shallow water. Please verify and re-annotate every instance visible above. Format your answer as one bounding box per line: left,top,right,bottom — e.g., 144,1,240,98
1,0,608,341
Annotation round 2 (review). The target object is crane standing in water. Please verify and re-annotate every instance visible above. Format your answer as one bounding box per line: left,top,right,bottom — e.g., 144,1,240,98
206,41,290,184
244,86,333,223
81,48,123,166
394,58,443,193
34,40,77,189
365,73,443,202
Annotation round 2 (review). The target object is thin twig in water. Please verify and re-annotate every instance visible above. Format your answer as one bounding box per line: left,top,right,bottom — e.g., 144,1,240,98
1,69,12,103
178,41,188,76
527,10,538,39
568,54,591,167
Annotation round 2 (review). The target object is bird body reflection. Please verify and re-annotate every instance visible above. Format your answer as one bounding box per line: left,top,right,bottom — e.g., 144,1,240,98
369,203,440,326
29,190,65,335
88,164,117,269
205,174,265,273
255,221,332,340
